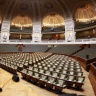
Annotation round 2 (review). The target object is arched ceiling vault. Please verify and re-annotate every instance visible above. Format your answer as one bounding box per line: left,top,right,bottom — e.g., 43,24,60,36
40,0,64,20
11,0,33,21
72,0,93,17
0,0,96,24
42,14,65,27
0,0,10,20
55,0,72,19
75,4,96,22
11,15,32,27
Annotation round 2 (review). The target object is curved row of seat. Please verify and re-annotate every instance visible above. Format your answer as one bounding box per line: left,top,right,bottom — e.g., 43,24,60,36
21,68,85,91
0,52,52,74
0,52,85,93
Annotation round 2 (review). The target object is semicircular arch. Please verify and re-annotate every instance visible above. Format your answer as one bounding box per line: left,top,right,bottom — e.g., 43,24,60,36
42,12,65,27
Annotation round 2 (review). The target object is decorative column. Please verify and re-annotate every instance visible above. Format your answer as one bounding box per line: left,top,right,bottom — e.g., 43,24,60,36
32,1,42,42
1,0,18,42
1,21,10,42
65,19,75,42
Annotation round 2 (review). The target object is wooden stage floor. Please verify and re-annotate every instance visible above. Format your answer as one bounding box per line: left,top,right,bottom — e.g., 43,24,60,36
0,68,95,96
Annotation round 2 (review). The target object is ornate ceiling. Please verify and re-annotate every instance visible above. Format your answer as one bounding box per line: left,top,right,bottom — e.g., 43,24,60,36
0,0,96,26
75,4,96,22
42,14,64,27
11,15,32,28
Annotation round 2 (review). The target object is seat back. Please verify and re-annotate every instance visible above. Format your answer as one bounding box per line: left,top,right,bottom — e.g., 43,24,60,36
52,72,58,77
29,66,33,71
34,72,39,77
76,72,83,76
42,75,47,80
59,74,66,79
28,70,33,76
62,70,67,74
57,79,64,86
45,70,51,76
76,76,85,83
69,71,74,75
39,69,44,74
67,75,75,81
33,67,38,72
48,76,55,83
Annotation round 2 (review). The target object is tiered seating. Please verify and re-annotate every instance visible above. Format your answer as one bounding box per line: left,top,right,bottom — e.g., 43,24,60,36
0,52,85,93
48,45,80,55
0,52,52,74
75,21,96,29
23,45,48,52
0,53,18,74
42,26,64,32
74,45,96,59
0,44,17,52
21,54,85,92
0,45,49,52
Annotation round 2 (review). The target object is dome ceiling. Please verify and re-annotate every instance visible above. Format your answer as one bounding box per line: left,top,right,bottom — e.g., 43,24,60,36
40,0,63,18
75,4,96,22
42,14,64,27
0,0,95,25
11,15,32,28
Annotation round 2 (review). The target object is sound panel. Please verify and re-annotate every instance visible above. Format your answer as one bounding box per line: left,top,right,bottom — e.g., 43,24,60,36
12,74,19,82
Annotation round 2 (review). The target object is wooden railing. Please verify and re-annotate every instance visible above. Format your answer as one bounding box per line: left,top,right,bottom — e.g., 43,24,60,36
72,55,96,72
88,64,96,96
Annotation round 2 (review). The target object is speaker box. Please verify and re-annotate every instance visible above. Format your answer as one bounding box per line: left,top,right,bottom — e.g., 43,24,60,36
86,54,89,59
12,74,19,82
0,88,2,92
